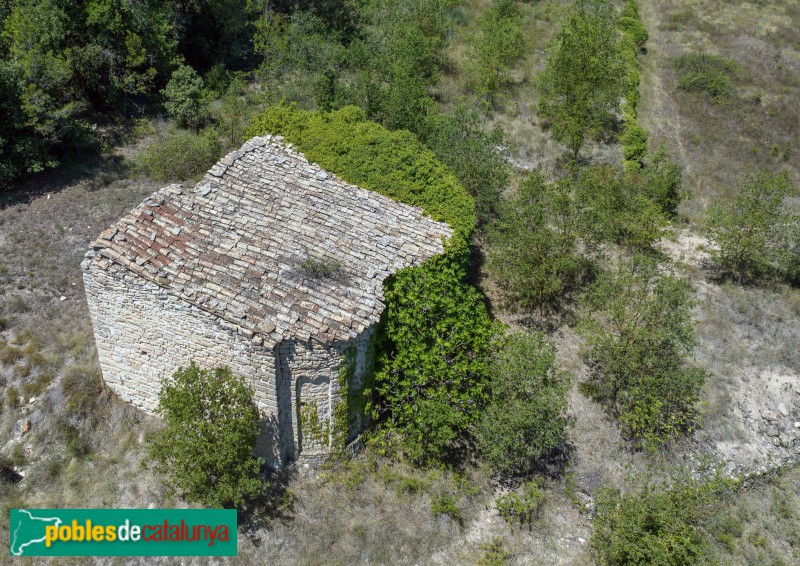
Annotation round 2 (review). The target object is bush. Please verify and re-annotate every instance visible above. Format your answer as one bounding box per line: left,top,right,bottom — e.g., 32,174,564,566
674,52,738,102
431,492,462,525
137,129,222,182
145,362,264,508
162,64,210,130
419,107,508,227
635,145,686,217
576,165,668,250
579,255,706,450
476,332,570,477
466,0,525,104
620,123,648,169
537,0,626,157
488,173,594,314
592,475,737,565
496,478,544,530
706,170,796,283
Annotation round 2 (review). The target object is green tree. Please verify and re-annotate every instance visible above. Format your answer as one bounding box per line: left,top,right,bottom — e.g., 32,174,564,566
537,0,625,157
162,63,210,130
420,106,508,226
476,332,570,477
579,255,706,450
632,144,686,217
467,0,525,105
575,165,668,250
488,172,593,314
706,170,796,283
145,362,264,508
592,473,736,565
373,251,501,464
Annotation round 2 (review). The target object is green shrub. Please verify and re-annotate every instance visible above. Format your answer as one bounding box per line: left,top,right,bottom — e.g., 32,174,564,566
576,165,668,250
162,63,210,130
619,16,648,49
478,538,511,565
537,0,626,157
248,104,496,465
496,478,544,529
488,173,594,314
145,362,265,508
674,52,738,102
137,129,222,182
592,475,737,565
707,170,796,283
620,123,648,169
467,0,525,104
580,255,706,450
632,145,686,217
431,492,462,525
476,332,570,477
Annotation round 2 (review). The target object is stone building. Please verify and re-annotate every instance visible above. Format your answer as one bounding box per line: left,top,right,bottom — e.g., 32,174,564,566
82,136,451,467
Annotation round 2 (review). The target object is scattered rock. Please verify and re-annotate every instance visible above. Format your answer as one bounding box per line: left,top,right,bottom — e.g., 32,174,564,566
762,410,779,422
14,419,31,438
778,403,789,417
59,296,66,301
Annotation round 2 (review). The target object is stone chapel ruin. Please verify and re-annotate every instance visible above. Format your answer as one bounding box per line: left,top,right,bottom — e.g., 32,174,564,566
82,136,452,467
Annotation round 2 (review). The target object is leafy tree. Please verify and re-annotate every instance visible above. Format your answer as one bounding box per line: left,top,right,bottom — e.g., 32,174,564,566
476,332,570,477
253,7,289,79
145,362,264,508
467,0,524,104
576,165,668,250
373,251,501,464
706,170,796,283
162,63,210,130
636,145,686,217
0,0,178,183
488,172,593,314
592,473,737,565
537,0,625,157
420,106,508,226
0,61,56,184
579,255,706,450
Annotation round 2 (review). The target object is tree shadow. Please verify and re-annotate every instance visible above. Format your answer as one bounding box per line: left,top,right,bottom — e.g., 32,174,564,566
238,465,298,543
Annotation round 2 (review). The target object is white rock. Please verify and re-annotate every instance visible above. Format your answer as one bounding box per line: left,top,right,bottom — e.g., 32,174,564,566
59,296,66,301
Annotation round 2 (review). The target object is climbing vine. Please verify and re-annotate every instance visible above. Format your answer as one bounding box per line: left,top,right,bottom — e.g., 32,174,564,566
248,105,497,464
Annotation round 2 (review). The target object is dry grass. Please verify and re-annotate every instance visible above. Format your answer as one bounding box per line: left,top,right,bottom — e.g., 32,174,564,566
638,0,800,223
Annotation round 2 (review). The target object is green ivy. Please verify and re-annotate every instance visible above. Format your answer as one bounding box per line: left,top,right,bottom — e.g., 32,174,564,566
248,105,497,465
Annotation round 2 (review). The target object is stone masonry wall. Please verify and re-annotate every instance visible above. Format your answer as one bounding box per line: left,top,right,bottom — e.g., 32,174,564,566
83,263,285,464
84,262,375,468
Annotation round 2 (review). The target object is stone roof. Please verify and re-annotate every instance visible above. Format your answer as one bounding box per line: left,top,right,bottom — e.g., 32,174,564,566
83,136,452,345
